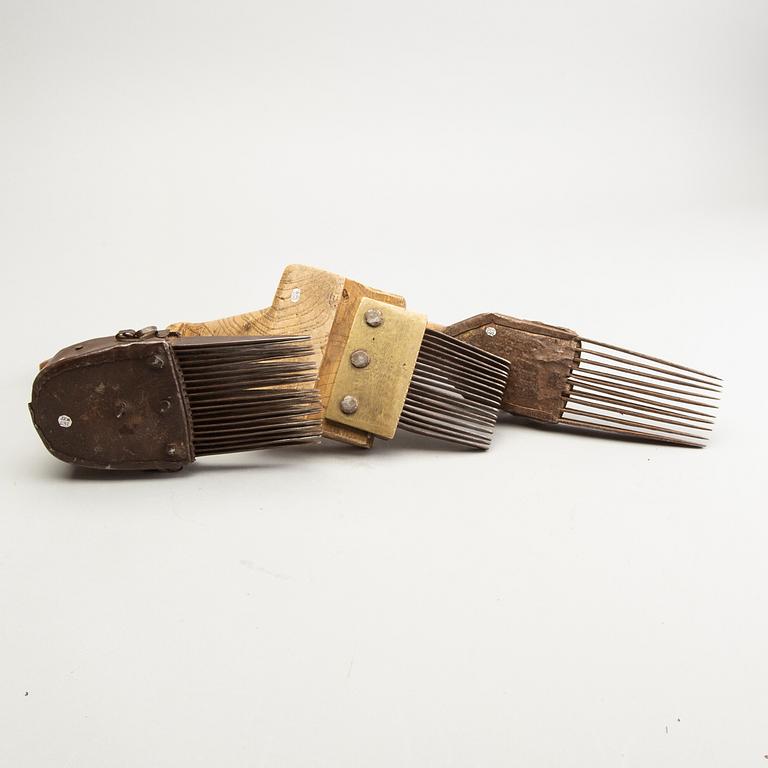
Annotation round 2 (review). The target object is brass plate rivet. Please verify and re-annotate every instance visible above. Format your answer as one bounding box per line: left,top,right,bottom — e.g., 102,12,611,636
350,349,370,368
485,327,497,337
339,395,359,415
364,308,383,327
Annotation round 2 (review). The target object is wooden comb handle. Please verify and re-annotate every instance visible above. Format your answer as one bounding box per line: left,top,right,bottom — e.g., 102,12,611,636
442,313,580,423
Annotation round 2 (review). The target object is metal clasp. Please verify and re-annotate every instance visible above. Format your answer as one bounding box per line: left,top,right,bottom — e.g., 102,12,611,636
115,326,180,341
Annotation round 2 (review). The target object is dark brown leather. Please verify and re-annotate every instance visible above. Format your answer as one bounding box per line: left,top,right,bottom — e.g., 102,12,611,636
30,336,193,471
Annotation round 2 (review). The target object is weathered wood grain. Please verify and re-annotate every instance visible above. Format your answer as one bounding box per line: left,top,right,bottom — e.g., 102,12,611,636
443,313,580,422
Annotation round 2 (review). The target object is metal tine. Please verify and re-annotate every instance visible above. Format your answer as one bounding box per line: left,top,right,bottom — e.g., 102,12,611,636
569,370,720,401
181,362,317,379
566,396,713,431
396,329,507,448
175,350,315,367
194,432,320,451
558,418,705,447
184,376,315,391
178,356,315,368
191,406,320,425
193,413,321,434
404,389,499,425
176,352,315,368
174,340,315,353
209,432,321,444
184,376,317,394
560,415,708,446
420,330,510,369
401,390,497,432
409,376,502,413
562,408,708,440
194,425,323,443
184,376,314,390
578,348,722,388
193,404,320,423
174,335,322,455
418,345,509,387
420,333,511,378
174,334,313,346
195,436,319,456
188,386,319,401
397,430,487,450
193,422,323,441
177,356,315,370
412,368,504,407
408,387,496,423
569,374,719,410
194,414,321,429
579,338,721,381
195,430,317,444
403,391,496,428
184,380,316,394
398,413,491,444
412,361,506,403
568,380,716,417
414,364,506,403
423,328,511,369
189,398,318,413
194,425,322,443
401,401,496,436
192,397,319,413
188,388,318,400
566,388,715,424
174,339,314,352
397,416,491,448
174,338,313,348
185,382,317,392
191,390,319,405
416,357,506,399
576,357,721,392
175,354,316,369
418,338,509,379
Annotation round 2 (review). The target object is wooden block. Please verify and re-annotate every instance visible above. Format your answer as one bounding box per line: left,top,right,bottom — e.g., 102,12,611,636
443,313,580,423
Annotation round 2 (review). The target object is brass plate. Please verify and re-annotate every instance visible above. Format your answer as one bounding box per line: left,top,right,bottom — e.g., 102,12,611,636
326,298,426,439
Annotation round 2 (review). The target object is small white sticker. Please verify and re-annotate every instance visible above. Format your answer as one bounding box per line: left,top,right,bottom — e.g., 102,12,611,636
485,327,497,337
290,288,301,303
58,414,73,428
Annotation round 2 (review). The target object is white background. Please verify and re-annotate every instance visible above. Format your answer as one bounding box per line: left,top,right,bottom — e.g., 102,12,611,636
1,1,766,765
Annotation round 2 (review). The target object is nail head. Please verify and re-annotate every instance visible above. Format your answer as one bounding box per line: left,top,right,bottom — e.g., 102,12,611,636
364,308,383,327
339,395,359,415
350,349,370,368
